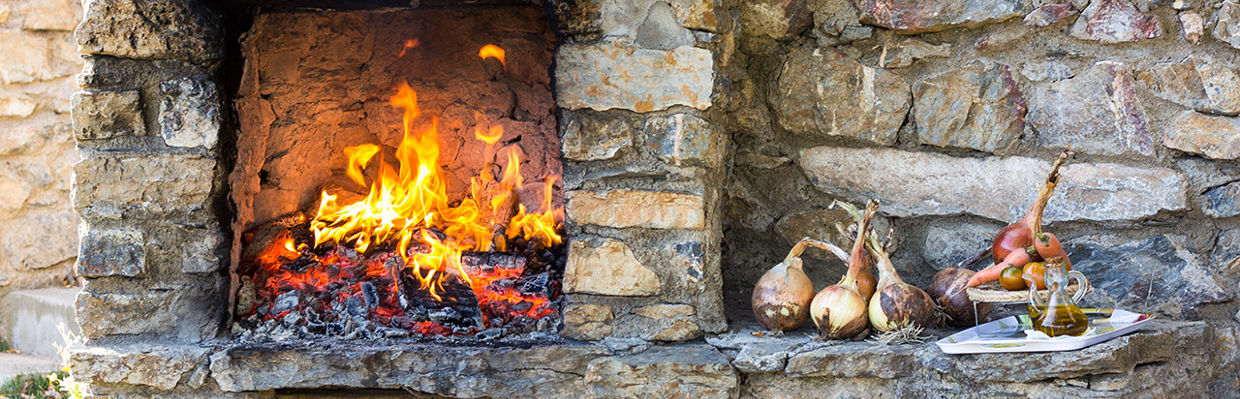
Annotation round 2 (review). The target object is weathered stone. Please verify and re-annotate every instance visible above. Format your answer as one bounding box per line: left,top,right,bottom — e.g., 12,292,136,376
798,146,1187,222
786,343,919,378
1203,181,1240,218
585,345,737,399
1137,57,1240,116
71,90,145,140
76,290,176,338
740,0,813,40
1180,11,1204,44
973,24,1032,51
869,38,951,68
641,113,720,166
1069,0,1162,43
181,231,225,274
3,211,78,271
731,343,794,373
566,189,705,229
1067,235,1231,316
772,46,910,146
22,0,80,31
1020,60,1074,82
1024,2,1079,26
565,237,661,296
1165,111,1240,159
160,76,220,149
70,344,210,390
812,0,861,37
670,0,718,31
0,31,51,84
0,180,31,218
632,304,702,340
74,154,215,221
0,4,9,24
774,207,891,250
1212,228,1240,276
1028,61,1153,156
0,96,37,117
556,40,712,112
76,225,144,277
923,220,1003,269
635,1,695,50
912,60,1026,153
561,304,614,340
561,112,631,161
1214,0,1240,49
75,0,222,63
854,0,1029,34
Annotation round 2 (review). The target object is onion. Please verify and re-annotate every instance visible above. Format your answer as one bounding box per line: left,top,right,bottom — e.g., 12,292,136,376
752,241,816,331
808,201,879,339
927,267,991,327
992,150,1071,263
864,201,935,332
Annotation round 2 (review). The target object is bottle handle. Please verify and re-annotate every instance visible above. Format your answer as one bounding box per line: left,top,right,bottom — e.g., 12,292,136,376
1025,273,1045,310
1068,270,1090,304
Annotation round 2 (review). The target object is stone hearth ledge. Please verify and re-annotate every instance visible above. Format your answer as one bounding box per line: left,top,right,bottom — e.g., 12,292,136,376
68,320,1216,398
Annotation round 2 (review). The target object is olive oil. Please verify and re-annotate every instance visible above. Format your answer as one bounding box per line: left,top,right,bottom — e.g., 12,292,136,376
1033,303,1089,336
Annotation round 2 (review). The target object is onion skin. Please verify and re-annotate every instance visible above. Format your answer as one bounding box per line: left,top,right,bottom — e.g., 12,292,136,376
855,268,877,302
752,257,815,331
992,150,1071,263
868,283,936,332
810,285,869,339
927,268,991,327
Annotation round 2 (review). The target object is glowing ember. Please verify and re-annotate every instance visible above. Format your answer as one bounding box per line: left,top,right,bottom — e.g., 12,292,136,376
238,43,563,337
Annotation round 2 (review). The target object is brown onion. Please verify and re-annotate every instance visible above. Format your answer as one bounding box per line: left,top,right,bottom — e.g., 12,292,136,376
992,150,1071,263
809,201,879,339
752,242,816,331
864,201,935,332
927,267,991,327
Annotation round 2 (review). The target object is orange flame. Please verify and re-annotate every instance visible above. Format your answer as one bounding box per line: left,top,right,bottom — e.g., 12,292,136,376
308,78,561,300
398,38,420,57
478,44,505,66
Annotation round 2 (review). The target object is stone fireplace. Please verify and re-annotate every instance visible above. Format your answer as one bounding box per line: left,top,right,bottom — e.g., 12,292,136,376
67,0,1239,397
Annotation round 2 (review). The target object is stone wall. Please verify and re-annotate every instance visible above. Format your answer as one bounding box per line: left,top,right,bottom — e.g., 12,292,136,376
0,0,82,296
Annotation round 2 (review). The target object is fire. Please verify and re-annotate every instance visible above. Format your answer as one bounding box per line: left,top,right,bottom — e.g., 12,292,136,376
398,38,419,57
478,44,505,66
307,44,561,302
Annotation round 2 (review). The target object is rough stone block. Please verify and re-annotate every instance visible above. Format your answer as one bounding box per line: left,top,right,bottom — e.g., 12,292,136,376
560,304,614,340
76,225,145,277
1165,111,1240,160
21,0,80,31
584,345,738,399
670,0,717,31
566,189,705,229
159,76,220,149
75,290,176,338
0,96,37,118
1028,61,1153,156
1136,56,1240,115
76,0,223,63
0,180,31,218
633,304,702,340
181,231,225,274
1069,0,1162,43
855,0,1029,34
1203,181,1240,218
634,1,695,50
798,146,1187,222
1180,11,1204,44
1214,0,1240,49
70,344,210,390
73,154,215,221
556,39,712,112
3,211,78,271
0,31,51,84
565,237,661,296
1024,2,1080,26
772,46,909,146
1065,235,1231,317
71,90,145,141
561,112,631,161
740,0,813,40
641,112,720,167
912,60,1026,153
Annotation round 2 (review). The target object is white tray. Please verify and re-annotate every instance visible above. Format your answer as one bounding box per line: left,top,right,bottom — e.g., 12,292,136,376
936,309,1154,354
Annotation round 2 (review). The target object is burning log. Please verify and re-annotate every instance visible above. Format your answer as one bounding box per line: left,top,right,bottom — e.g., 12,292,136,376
461,251,525,278
399,267,483,331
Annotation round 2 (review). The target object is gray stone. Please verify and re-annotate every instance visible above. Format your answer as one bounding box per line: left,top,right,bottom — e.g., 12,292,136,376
75,290,176,338
1020,60,1075,82
71,344,211,390
923,220,1003,270
181,231,224,274
76,0,223,63
1137,57,1240,116
1028,61,1154,156
1203,181,1240,218
1180,11,1204,44
584,345,737,399
76,225,144,277
160,76,220,149
1165,111,1240,159
73,154,216,222
798,146,1187,222
912,60,1026,153
2,211,78,271
1024,2,1080,26
867,38,952,68
556,39,712,112
854,0,1030,34
772,46,910,146
774,206,892,250
641,112,721,167
732,343,793,373
813,0,861,36
740,0,813,40
1066,235,1231,317
1214,1,1240,49
565,237,661,296
561,112,632,161
561,304,614,340
635,2,695,50
786,342,920,378
71,90,144,141
1211,228,1240,276
1069,0,1162,43
632,304,702,341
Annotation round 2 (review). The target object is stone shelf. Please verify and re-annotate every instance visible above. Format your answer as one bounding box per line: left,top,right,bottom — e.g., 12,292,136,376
72,320,1222,398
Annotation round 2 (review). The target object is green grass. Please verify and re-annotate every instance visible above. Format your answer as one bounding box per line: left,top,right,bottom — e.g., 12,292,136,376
0,371,66,399
0,338,10,352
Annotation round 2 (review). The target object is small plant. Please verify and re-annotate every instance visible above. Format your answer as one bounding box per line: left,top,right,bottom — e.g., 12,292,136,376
0,371,63,399
47,323,89,399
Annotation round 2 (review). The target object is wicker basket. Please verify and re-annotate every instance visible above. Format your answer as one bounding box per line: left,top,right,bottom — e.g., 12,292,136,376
966,282,1089,304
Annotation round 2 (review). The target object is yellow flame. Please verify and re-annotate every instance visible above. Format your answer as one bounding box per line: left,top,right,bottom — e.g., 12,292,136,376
479,44,505,66
398,38,419,57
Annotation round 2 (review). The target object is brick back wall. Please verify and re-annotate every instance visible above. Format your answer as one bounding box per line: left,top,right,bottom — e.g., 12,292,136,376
0,0,83,296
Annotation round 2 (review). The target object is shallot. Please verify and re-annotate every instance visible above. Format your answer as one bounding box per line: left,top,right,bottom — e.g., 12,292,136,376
992,150,1071,263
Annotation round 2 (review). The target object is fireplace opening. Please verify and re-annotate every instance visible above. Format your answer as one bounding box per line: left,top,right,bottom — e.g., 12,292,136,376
226,5,564,340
